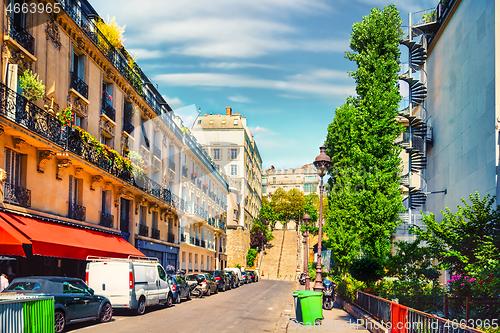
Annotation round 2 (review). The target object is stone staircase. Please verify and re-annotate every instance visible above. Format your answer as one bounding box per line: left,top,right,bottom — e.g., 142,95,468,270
260,230,299,280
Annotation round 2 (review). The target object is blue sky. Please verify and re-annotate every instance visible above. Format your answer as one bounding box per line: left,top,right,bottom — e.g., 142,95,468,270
92,0,436,170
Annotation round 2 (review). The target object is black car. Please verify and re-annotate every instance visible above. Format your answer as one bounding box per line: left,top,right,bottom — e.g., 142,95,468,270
224,270,239,288
208,270,230,291
167,274,191,303
245,270,258,282
3,276,112,333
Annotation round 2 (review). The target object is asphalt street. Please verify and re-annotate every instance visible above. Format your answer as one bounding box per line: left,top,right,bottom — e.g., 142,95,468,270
68,279,295,333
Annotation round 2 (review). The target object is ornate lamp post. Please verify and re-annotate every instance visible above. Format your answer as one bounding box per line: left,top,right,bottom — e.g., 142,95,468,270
312,146,332,292
302,211,311,290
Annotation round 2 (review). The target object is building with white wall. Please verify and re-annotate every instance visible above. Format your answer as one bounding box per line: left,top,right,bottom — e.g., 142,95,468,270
262,164,319,198
191,107,262,267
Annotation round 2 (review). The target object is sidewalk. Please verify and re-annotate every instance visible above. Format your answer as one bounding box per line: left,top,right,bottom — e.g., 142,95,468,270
277,283,369,332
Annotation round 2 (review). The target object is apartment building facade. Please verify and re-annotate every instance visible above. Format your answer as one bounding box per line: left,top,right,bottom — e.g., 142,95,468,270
0,0,227,278
396,0,496,242
262,164,319,198
191,107,262,267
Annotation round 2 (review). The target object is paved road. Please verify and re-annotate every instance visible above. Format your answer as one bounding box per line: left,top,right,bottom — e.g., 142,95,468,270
68,279,295,333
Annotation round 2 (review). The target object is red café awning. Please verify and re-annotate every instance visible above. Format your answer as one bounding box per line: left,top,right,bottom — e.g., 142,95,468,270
0,211,145,260
0,217,31,257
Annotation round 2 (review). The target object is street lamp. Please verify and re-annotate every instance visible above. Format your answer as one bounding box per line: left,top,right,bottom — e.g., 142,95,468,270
302,211,311,290
312,145,332,292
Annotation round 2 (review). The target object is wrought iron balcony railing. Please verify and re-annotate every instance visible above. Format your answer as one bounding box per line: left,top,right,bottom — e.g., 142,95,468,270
8,17,35,55
99,212,114,228
167,233,175,243
67,129,134,184
101,95,116,122
70,71,89,99
151,227,160,240
194,204,208,220
3,182,31,208
153,144,161,159
0,82,67,147
139,223,149,237
123,119,134,135
120,218,130,233
68,202,86,221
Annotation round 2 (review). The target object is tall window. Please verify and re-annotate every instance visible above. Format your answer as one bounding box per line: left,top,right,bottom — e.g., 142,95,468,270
231,165,237,176
213,149,220,160
101,190,111,215
4,148,23,187
231,149,238,160
120,198,130,234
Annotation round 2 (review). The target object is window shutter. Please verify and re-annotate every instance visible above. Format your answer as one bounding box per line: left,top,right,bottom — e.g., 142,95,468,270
70,43,74,73
78,55,85,80
14,151,21,186
5,148,11,185
68,175,73,209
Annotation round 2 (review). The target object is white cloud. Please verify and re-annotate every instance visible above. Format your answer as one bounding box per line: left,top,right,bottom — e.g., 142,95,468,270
154,73,355,97
171,104,200,129
127,49,163,59
228,95,252,103
288,69,352,82
250,126,268,134
202,62,282,70
163,96,184,109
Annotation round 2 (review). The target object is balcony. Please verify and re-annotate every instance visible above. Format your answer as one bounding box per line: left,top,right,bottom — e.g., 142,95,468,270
3,182,31,208
70,72,89,100
153,144,161,160
0,82,67,147
7,17,35,56
202,185,208,194
151,227,160,240
67,129,134,184
167,233,175,243
101,95,116,122
99,212,114,228
182,166,188,178
168,159,175,171
120,218,130,233
139,223,149,237
194,204,208,220
123,120,134,135
68,202,86,221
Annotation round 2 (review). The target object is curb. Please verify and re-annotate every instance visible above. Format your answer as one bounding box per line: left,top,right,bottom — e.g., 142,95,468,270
276,300,293,332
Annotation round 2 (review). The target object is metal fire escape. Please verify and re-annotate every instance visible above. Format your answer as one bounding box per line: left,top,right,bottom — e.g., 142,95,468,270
397,22,433,238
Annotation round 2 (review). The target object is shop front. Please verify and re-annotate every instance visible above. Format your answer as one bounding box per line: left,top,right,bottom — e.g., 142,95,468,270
135,239,179,271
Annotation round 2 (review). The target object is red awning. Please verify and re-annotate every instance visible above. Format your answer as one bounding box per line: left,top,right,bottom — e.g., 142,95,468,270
0,217,31,257
0,211,144,260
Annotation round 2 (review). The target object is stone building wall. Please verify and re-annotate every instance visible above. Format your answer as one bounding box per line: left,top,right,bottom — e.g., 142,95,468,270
226,227,250,268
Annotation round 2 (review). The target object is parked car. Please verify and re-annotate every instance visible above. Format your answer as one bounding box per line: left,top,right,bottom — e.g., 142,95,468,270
224,268,243,286
186,273,217,296
224,270,239,288
85,256,173,315
3,276,112,333
241,271,249,284
245,270,258,282
167,274,191,303
208,270,230,291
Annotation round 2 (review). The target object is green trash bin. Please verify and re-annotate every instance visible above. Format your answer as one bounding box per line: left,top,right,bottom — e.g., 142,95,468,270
292,291,303,323
297,291,323,325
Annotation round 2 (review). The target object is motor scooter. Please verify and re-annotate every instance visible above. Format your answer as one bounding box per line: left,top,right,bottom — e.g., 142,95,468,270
298,273,306,285
322,279,335,310
187,276,204,298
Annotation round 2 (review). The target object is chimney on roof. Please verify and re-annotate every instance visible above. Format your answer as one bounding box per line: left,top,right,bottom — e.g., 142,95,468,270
226,106,232,116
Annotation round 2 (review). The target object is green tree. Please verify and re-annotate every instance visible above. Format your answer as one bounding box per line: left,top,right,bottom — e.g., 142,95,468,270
325,5,404,261
259,197,279,230
414,193,500,279
271,188,305,227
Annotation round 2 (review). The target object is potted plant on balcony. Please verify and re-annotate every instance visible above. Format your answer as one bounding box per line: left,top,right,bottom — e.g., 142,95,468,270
19,69,45,102
57,106,73,127
192,172,198,179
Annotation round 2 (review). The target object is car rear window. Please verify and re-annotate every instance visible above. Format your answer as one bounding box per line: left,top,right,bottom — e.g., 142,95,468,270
7,281,42,292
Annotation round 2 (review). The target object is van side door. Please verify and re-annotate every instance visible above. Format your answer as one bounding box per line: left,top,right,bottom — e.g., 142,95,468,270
156,265,169,303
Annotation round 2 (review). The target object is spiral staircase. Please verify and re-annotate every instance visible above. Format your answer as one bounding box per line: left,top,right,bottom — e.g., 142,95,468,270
396,26,433,237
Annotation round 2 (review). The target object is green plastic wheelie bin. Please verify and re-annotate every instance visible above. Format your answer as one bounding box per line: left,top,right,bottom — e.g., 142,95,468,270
297,291,323,325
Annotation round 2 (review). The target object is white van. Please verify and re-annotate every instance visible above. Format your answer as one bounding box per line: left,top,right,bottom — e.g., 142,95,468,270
224,268,243,286
85,255,173,315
